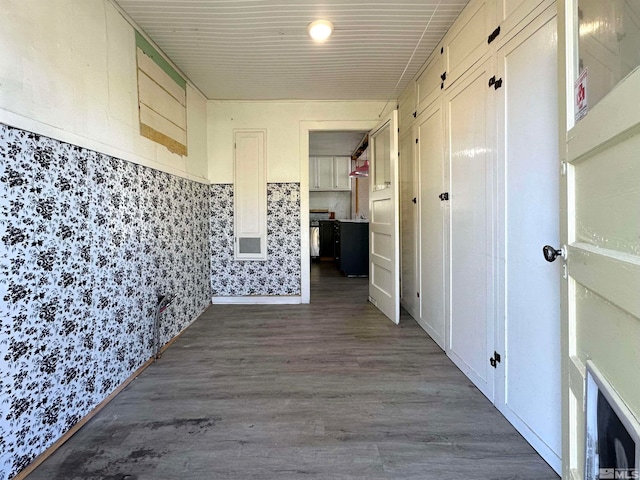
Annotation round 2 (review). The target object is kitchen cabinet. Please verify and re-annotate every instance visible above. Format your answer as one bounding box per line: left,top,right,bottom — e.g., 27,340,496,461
309,156,351,191
335,220,369,277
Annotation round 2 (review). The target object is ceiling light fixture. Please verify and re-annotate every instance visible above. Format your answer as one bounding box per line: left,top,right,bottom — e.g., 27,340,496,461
307,20,334,42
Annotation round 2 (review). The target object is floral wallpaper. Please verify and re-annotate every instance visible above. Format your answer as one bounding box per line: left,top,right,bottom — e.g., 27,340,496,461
0,123,211,479
209,183,301,296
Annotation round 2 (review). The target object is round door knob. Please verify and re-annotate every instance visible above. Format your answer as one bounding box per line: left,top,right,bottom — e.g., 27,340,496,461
543,245,563,262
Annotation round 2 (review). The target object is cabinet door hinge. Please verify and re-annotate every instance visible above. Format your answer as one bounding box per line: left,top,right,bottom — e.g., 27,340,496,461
488,26,501,44
417,291,420,298
439,192,449,201
490,351,502,368
413,111,417,118
488,76,503,90
441,71,447,81
415,138,419,144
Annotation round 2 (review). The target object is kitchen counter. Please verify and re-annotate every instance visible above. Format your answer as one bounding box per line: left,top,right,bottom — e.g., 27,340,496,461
336,218,369,223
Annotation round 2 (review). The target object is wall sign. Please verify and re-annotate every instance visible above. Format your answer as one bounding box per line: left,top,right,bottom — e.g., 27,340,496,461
575,68,588,123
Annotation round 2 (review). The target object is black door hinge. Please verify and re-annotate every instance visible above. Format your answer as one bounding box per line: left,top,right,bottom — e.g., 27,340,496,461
439,192,449,201
441,72,447,81
413,111,417,118
415,138,419,144
417,291,420,298
488,26,501,44
441,82,444,90
488,76,503,90
412,197,417,204
489,351,502,368
441,46,444,54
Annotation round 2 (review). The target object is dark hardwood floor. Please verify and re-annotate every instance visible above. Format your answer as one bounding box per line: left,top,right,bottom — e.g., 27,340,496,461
27,262,559,479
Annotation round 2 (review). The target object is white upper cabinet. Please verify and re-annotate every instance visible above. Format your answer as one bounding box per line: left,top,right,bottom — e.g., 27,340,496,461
495,0,552,45
416,47,444,116
310,156,351,191
333,156,352,191
442,0,497,89
398,81,417,130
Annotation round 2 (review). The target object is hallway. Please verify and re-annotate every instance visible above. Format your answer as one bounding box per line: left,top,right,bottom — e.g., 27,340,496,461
26,264,558,479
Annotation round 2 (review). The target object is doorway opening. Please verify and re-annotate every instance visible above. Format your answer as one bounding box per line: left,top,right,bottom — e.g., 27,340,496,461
308,130,369,302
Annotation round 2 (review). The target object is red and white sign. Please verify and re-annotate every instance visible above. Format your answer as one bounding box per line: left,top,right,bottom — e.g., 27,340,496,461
575,68,588,122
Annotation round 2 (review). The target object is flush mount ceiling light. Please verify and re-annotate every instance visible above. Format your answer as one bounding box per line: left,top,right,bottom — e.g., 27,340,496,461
307,20,334,42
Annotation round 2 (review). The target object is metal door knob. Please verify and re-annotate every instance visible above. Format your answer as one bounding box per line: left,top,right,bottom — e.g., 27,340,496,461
543,245,563,262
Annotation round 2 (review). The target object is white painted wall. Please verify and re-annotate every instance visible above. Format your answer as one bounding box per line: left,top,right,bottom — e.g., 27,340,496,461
0,0,208,182
309,191,351,220
207,101,388,183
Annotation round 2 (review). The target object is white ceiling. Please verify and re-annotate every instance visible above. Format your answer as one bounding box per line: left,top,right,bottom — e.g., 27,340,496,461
115,0,468,101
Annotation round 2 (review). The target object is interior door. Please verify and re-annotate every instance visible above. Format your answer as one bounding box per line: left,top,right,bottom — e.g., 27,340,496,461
446,57,496,401
369,110,400,324
495,7,562,473
561,1,640,476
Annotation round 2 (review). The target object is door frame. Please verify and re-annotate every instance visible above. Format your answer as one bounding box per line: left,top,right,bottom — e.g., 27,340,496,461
300,120,380,303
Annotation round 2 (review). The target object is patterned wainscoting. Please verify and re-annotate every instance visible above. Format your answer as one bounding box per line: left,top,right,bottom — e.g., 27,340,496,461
0,124,211,479
209,183,301,296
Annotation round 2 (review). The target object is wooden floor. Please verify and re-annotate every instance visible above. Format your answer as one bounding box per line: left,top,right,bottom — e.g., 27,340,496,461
27,263,559,479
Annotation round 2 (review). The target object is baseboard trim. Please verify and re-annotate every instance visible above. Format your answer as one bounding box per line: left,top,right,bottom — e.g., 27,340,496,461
211,296,302,305
11,303,211,480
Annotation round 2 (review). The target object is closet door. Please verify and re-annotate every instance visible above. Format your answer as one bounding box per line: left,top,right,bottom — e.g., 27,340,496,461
416,102,446,349
399,127,419,319
494,7,562,472
446,57,496,401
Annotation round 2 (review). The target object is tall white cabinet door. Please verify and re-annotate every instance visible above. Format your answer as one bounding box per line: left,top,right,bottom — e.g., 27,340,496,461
234,130,267,260
417,104,446,350
399,127,419,319
495,8,561,473
446,58,496,401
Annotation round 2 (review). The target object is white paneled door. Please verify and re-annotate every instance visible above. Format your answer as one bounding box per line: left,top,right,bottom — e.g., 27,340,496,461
369,110,400,324
495,7,562,473
446,57,496,401
417,103,446,349
562,1,640,475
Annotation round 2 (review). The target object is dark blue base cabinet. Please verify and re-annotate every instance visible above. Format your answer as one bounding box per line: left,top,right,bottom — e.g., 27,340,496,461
334,220,369,277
